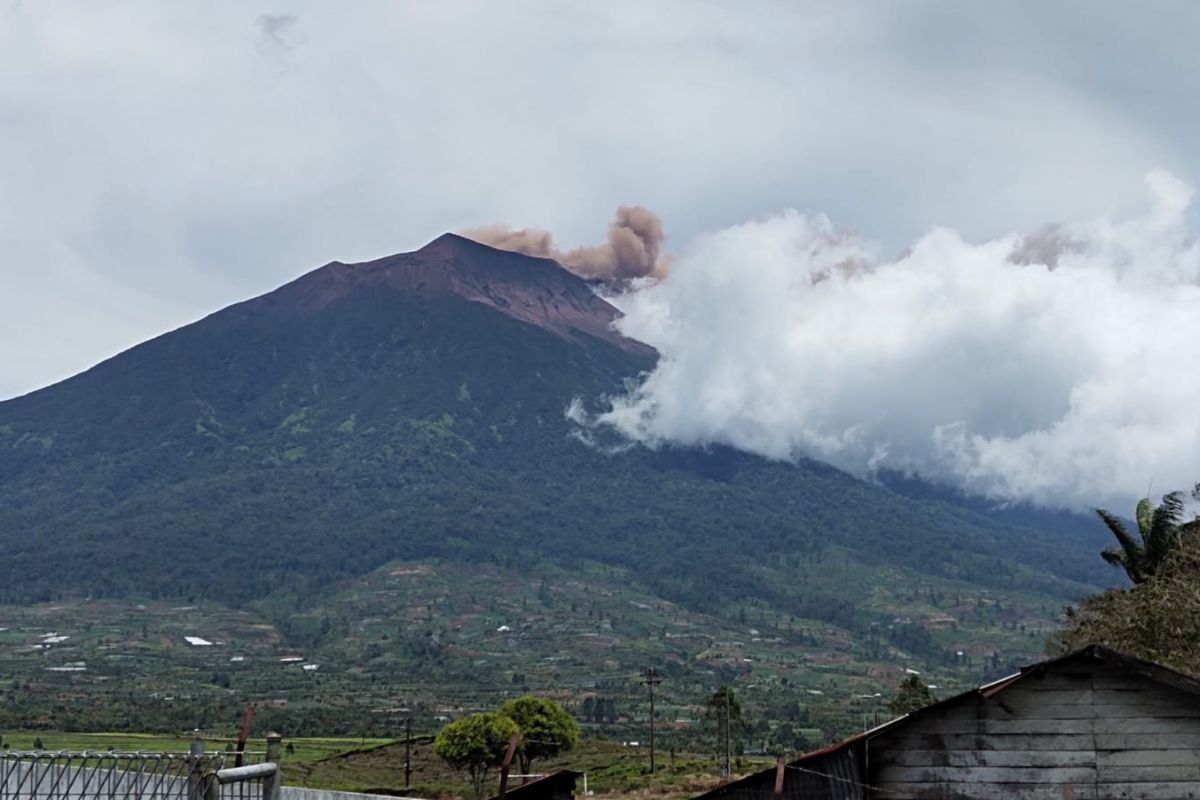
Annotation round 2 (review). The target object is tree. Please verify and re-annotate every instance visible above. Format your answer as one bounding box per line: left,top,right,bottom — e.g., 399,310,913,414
770,722,810,755
1097,489,1199,584
888,674,934,715
704,686,744,775
434,712,520,800
499,695,580,777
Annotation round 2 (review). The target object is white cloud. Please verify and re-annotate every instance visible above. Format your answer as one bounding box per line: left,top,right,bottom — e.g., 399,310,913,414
589,171,1200,510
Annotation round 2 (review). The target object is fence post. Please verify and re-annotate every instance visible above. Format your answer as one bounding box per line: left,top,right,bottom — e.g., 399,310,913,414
188,740,206,800
205,762,220,800
263,733,283,800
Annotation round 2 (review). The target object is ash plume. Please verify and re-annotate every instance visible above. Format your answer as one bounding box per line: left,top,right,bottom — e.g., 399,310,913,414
464,205,671,283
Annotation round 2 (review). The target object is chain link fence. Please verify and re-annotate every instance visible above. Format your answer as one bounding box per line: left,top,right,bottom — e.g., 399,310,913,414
0,748,280,800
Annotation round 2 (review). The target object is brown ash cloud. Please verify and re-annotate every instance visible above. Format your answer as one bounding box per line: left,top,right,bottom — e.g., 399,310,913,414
463,206,670,284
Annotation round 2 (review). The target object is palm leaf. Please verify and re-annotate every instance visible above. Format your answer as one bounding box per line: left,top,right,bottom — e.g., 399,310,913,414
1146,491,1186,573
1136,498,1154,540
1096,508,1146,583
1100,547,1132,570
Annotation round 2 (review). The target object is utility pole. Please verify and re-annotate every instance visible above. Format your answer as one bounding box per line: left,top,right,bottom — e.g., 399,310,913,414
404,717,413,789
641,668,662,774
722,690,731,779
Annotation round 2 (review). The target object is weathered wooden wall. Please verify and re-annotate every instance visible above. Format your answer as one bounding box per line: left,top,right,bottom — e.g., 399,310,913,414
868,660,1200,799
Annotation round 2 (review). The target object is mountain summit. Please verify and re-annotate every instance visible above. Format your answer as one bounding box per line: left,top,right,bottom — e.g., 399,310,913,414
237,233,651,355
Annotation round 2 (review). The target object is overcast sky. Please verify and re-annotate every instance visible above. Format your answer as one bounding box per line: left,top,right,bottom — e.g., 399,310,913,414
2,2,1198,399
4,2,1200,508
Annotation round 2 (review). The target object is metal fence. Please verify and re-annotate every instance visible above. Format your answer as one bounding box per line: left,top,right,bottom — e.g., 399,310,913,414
0,747,280,800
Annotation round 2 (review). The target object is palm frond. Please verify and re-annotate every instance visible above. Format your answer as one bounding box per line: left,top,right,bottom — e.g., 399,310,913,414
1100,547,1130,569
1096,508,1146,583
1136,497,1154,540
1146,491,1186,571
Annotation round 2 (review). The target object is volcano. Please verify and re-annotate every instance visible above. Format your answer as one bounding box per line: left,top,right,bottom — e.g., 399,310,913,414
0,236,1105,627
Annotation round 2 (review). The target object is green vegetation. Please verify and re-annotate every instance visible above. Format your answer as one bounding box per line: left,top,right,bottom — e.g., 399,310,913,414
291,735,745,799
435,712,521,799
1059,526,1200,672
887,674,935,715
0,554,1073,749
499,696,580,776
1057,482,1200,675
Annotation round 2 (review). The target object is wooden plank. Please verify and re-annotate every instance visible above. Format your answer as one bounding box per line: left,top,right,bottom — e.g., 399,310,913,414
1098,746,1200,767
911,701,987,722
1020,672,1093,689
1096,731,1200,749
874,782,1098,800
1092,702,1200,719
1001,685,1200,706
875,765,1097,784
982,704,1095,720
905,718,1094,734
1092,686,1200,702
1091,672,1178,691
993,688,1095,706
985,697,1200,719
1098,763,1200,782
1092,715,1200,734
876,733,1096,751
1097,783,1200,800
874,749,1095,768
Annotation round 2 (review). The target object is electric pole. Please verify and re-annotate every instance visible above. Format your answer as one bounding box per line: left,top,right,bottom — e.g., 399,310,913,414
723,690,731,779
642,668,663,774
404,717,413,789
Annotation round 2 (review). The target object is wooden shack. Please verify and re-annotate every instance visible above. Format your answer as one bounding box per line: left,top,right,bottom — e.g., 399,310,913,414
694,645,1200,799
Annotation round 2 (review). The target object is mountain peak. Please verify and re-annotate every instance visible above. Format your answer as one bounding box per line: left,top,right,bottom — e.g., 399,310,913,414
243,235,653,356
417,231,499,257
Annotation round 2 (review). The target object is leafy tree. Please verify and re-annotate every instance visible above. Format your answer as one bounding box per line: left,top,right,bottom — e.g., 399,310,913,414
770,722,810,755
888,674,934,715
434,712,520,800
499,695,580,776
1097,488,1199,584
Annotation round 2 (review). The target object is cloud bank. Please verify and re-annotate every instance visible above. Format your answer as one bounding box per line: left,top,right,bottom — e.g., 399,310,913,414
579,171,1200,510
464,206,671,284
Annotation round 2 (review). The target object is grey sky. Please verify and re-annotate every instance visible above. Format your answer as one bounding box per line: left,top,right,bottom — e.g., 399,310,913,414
2,1,1199,399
